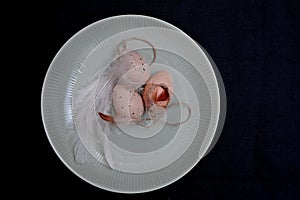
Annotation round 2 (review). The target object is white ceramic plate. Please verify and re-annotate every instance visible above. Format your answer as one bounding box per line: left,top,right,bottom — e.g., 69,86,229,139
41,15,221,193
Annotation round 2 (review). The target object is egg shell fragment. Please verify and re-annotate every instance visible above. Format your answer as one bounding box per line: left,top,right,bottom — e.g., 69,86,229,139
143,71,173,109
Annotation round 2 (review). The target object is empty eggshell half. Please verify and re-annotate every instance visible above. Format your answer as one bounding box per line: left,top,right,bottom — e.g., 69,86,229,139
143,71,173,110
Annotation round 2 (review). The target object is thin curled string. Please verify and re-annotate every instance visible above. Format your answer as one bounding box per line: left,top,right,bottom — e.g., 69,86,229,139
99,102,191,127
117,37,157,65
159,102,191,126
137,102,192,127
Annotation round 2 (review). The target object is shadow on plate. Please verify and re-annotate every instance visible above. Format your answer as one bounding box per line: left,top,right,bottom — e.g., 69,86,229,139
196,43,227,157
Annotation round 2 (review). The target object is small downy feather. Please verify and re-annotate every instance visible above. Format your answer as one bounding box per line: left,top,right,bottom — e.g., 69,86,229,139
73,39,155,168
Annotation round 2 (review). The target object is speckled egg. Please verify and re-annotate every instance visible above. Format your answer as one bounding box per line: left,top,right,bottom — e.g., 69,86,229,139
118,50,147,70
117,51,151,87
118,64,151,88
112,84,144,123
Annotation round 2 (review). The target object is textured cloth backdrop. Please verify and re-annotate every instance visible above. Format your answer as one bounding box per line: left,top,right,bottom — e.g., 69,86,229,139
34,0,299,199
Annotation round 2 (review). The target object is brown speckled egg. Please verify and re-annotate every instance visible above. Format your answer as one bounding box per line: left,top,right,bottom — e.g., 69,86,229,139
118,50,147,70
117,51,151,87
112,84,144,122
118,64,151,88
143,71,173,110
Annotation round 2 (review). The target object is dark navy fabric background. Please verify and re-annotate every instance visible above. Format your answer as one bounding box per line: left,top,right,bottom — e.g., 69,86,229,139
32,0,299,199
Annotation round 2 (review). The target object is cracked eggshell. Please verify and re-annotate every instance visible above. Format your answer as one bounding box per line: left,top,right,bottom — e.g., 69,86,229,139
143,71,173,109
112,84,144,122
146,71,173,91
